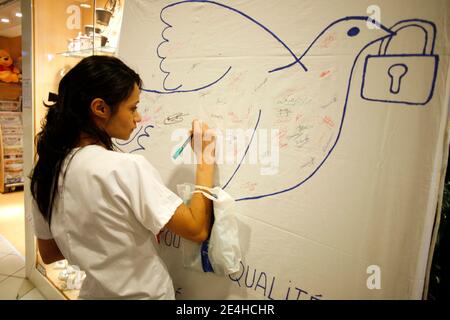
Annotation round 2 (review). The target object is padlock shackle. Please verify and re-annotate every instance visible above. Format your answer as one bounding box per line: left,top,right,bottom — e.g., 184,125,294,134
378,19,437,56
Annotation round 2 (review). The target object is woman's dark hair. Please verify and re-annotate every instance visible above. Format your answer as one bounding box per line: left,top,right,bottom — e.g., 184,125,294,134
30,55,142,224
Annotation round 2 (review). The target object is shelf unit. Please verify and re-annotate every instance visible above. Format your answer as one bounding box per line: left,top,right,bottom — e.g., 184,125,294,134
57,46,117,58
0,83,23,193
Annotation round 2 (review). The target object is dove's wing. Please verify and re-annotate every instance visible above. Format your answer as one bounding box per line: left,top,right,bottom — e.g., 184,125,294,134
155,1,306,93
157,2,242,92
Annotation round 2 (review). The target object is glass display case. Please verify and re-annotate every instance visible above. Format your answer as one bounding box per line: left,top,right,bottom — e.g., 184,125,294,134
22,0,125,300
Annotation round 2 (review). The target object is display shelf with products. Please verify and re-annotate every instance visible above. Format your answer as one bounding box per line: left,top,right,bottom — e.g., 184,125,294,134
57,0,123,59
0,83,22,101
0,96,24,193
57,45,117,58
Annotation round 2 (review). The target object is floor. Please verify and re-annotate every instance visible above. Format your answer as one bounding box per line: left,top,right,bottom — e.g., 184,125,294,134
0,190,46,300
0,191,25,256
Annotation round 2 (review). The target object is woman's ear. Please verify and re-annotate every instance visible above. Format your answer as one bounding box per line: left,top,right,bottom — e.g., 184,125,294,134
90,98,111,120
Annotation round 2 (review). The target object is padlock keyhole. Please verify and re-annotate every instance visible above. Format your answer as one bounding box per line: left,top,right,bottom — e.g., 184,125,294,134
388,64,408,94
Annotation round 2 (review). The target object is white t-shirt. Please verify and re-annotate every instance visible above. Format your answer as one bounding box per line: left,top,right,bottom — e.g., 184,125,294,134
31,145,183,299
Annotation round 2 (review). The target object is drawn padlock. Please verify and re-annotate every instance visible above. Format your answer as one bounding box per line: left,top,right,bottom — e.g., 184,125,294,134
361,19,439,106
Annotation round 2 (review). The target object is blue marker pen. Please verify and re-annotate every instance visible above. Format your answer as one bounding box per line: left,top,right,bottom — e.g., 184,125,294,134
172,133,193,160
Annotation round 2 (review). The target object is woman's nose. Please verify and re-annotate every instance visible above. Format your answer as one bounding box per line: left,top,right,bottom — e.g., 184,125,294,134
135,111,142,123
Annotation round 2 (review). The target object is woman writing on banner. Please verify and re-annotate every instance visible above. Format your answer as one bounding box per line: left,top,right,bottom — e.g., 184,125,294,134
30,55,216,299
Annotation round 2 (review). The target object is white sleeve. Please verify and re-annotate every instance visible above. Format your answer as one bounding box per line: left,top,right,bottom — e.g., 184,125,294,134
31,198,53,240
120,155,183,235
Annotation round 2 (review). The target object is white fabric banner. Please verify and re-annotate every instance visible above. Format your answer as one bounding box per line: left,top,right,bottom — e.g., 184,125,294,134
117,0,450,299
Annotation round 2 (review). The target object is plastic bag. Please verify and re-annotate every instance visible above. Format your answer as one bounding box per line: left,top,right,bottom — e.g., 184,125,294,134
57,264,86,290
176,183,241,276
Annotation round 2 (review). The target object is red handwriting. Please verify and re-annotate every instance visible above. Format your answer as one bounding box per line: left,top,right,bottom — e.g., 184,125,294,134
319,33,336,48
278,128,288,149
228,111,242,123
242,181,258,192
320,70,331,78
322,116,335,128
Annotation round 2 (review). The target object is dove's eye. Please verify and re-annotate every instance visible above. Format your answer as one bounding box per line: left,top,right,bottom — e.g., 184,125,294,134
347,27,360,37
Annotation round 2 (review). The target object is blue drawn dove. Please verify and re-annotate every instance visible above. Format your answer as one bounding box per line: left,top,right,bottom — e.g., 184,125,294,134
119,0,395,201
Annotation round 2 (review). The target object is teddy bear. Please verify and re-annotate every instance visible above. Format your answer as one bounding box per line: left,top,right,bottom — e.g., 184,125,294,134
0,49,21,83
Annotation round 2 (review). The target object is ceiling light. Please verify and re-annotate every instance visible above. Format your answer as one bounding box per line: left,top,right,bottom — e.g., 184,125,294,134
80,3,91,8
1,18,10,23
15,12,22,18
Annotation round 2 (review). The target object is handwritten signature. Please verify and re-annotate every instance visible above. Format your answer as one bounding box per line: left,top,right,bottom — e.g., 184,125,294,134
164,112,189,125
